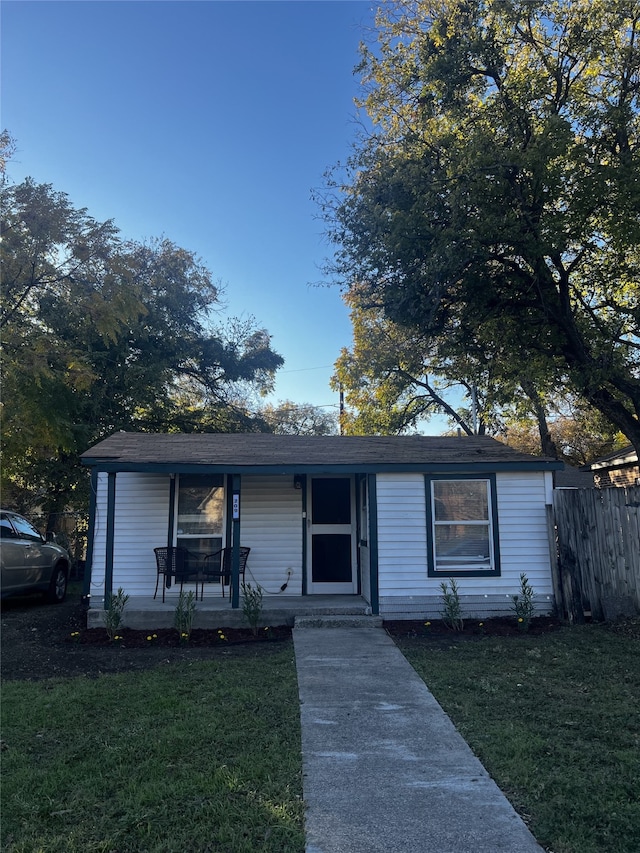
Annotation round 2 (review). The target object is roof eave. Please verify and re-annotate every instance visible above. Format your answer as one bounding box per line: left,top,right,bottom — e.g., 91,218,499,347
80,458,564,474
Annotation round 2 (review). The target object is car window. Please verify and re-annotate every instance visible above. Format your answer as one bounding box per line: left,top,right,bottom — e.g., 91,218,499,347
0,515,18,539
9,515,43,542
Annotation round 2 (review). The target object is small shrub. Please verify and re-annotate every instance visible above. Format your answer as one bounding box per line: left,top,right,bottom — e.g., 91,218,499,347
511,573,535,631
104,588,129,641
174,591,197,642
440,579,464,631
241,582,263,636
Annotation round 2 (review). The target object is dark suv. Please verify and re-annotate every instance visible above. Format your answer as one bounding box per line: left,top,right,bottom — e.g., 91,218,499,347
0,510,70,602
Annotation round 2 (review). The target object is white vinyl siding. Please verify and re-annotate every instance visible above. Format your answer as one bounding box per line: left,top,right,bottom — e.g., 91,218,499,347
495,472,554,595
239,475,303,594
91,473,304,600
376,474,429,598
88,467,554,618
376,471,554,617
90,472,170,600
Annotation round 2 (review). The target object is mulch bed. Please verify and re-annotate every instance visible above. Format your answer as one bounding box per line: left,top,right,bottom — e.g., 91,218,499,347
383,615,566,647
384,615,564,637
4,590,637,682
72,624,292,648
384,614,640,646
0,590,292,682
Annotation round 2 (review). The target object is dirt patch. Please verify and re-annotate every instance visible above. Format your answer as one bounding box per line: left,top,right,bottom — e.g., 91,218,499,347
0,589,291,682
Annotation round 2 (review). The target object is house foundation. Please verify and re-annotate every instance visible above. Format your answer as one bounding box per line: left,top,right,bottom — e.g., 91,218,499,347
87,594,372,630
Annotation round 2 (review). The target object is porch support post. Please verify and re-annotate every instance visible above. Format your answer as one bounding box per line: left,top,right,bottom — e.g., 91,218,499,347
167,475,176,547
104,472,116,609
301,474,308,595
162,474,177,592
367,473,379,616
231,474,241,609
83,468,98,599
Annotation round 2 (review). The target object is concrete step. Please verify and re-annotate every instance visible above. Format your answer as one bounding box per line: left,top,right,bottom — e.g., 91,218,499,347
294,614,384,629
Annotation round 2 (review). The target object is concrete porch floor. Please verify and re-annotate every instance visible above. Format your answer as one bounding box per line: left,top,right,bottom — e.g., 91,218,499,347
87,594,373,630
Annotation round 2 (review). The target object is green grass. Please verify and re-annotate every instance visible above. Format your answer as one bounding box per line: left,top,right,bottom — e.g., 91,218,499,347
394,623,640,853
1,645,304,853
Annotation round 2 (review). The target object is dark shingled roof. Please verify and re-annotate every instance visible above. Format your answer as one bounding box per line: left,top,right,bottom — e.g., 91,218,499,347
554,466,595,488
81,432,562,473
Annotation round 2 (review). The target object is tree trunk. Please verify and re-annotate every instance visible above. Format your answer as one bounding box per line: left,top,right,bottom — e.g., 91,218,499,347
521,381,560,459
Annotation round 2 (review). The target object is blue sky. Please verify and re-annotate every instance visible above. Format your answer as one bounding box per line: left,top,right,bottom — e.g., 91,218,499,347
2,0,383,421
0,0,444,431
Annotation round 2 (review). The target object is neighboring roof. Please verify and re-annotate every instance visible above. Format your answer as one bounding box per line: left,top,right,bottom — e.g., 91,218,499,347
81,432,563,474
590,445,638,470
554,466,595,488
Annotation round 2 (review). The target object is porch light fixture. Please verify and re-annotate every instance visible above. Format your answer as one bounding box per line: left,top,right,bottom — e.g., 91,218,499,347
293,475,303,490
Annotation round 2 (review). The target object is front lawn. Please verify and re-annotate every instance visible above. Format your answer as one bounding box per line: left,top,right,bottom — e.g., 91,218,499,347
1,645,304,853
392,620,640,853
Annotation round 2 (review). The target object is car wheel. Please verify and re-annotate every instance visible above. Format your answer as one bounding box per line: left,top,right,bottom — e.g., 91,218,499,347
47,565,68,603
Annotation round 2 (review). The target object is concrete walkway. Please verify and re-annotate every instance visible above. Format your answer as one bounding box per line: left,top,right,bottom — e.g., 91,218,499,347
293,618,543,853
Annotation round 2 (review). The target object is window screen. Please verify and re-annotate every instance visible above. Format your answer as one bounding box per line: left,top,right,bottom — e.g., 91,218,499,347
176,474,224,559
428,478,498,575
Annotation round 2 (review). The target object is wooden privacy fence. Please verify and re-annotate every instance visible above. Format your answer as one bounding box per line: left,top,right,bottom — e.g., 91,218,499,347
550,486,640,622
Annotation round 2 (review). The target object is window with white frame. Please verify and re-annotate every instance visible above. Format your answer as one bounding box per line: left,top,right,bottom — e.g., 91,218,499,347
427,477,499,576
175,474,225,560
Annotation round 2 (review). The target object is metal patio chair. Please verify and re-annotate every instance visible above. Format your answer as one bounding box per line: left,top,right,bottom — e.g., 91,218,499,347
201,546,250,598
153,546,197,602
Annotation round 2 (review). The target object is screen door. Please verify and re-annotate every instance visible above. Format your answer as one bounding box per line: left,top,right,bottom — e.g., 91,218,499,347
307,476,357,593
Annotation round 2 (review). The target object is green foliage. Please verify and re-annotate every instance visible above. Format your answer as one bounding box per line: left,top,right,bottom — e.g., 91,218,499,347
511,573,536,632
241,582,264,636
0,176,283,516
439,579,464,630
104,588,129,641
321,0,640,452
0,129,16,175
174,590,197,642
332,286,504,436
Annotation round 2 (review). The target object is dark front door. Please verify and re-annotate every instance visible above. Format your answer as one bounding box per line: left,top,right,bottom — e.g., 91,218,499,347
307,476,356,593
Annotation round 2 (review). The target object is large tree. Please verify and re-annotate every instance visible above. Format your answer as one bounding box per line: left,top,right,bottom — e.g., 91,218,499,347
320,0,640,452
332,290,488,435
334,285,571,456
1,177,283,517
259,400,338,435
504,402,627,467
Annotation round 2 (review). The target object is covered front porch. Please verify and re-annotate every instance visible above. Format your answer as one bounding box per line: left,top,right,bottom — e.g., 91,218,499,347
87,594,374,630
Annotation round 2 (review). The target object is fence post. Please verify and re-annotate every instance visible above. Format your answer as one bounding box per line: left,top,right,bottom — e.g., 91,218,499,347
546,504,564,619
558,541,586,625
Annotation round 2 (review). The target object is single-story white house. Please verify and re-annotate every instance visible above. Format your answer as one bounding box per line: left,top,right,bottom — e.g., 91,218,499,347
81,432,562,624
